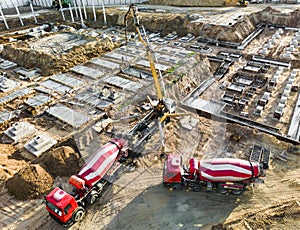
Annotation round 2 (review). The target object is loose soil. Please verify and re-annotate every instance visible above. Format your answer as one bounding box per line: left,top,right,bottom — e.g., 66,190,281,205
5,164,53,200
0,4,300,230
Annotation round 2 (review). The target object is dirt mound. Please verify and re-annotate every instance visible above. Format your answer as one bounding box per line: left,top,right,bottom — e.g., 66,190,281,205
284,169,300,188
6,164,53,200
0,144,28,183
35,146,81,177
216,198,300,229
1,37,117,75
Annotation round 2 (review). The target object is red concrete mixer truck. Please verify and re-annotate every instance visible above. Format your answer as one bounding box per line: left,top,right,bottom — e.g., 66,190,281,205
163,154,266,195
45,139,127,226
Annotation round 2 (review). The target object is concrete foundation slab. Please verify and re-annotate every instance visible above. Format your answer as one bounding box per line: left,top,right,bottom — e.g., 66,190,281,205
103,75,143,92
0,77,20,92
105,52,135,62
287,92,300,140
71,65,105,79
118,46,146,56
75,87,124,110
96,100,113,111
180,116,198,131
48,103,88,128
4,122,36,143
34,86,53,95
24,134,57,157
184,98,226,115
0,58,17,70
155,53,180,64
25,94,52,109
159,46,193,57
136,59,170,72
89,58,120,70
13,67,40,80
0,110,15,125
0,88,32,106
41,79,72,94
122,68,152,80
50,74,84,89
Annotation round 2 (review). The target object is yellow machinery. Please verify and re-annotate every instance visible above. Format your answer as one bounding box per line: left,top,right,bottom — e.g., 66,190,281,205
123,4,187,153
124,4,178,124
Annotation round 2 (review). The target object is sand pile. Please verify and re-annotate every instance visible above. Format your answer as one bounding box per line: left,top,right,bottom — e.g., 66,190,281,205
35,146,81,177
0,144,28,182
1,38,117,75
6,164,53,200
217,198,300,229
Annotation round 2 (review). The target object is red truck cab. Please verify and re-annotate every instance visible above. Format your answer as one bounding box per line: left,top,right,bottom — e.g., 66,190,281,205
163,154,182,185
45,187,78,225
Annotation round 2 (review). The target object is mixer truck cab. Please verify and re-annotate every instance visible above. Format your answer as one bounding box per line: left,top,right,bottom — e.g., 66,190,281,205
163,154,182,187
45,187,80,224
45,139,126,226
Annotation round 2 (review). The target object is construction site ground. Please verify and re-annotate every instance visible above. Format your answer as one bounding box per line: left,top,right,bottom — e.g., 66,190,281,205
0,3,300,230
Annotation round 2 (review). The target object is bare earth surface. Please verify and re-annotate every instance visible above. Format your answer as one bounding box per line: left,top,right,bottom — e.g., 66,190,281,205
0,4,300,230
1,118,300,230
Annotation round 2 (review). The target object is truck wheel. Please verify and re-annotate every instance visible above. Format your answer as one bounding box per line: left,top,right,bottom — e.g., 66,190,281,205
231,189,243,195
218,187,228,194
87,192,98,205
172,184,183,190
72,207,85,222
191,183,201,192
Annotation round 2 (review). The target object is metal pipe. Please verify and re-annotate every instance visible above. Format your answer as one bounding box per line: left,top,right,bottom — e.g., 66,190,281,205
42,0,47,7
81,0,87,20
102,0,106,25
16,0,22,8
92,0,96,22
30,2,38,24
78,4,85,27
0,7,9,29
73,0,79,18
3,0,10,9
58,0,66,21
69,3,74,22
14,4,24,26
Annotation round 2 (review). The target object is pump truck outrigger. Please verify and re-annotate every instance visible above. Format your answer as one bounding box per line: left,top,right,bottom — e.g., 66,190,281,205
45,139,128,226
163,154,267,195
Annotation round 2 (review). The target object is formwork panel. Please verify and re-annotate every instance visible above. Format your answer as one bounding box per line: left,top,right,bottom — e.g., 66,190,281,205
4,122,36,143
25,94,52,108
136,59,170,72
0,88,32,106
0,58,17,70
41,79,72,94
71,65,105,79
50,74,84,88
103,75,143,92
48,103,88,128
104,52,135,62
89,58,120,70
0,110,15,125
24,134,57,157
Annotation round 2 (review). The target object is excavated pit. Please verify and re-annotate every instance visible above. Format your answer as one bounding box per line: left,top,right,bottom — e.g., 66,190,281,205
0,4,299,229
